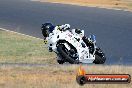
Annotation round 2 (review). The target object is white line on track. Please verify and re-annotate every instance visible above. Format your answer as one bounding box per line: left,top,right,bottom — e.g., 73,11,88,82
0,28,43,40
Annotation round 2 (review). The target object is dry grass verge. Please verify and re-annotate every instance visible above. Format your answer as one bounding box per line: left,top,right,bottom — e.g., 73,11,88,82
34,0,132,11
0,65,131,88
0,29,56,64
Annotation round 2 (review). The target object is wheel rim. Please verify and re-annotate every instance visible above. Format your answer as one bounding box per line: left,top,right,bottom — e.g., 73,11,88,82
62,45,78,60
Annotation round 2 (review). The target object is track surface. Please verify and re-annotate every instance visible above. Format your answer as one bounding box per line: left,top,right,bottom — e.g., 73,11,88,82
0,0,132,65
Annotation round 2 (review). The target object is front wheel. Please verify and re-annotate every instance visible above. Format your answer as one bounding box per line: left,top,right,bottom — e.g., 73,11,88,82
57,44,78,64
57,60,65,64
93,48,106,64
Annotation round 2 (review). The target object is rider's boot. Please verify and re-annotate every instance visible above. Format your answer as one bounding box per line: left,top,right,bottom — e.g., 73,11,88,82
82,36,95,53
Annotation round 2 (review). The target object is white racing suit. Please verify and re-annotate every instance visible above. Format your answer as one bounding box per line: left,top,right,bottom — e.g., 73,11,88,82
45,24,96,54
57,24,96,54
57,24,84,38
56,24,93,42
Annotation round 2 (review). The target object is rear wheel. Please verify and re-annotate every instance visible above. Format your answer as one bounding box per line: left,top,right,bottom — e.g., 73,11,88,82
93,48,106,64
57,44,78,64
82,37,106,64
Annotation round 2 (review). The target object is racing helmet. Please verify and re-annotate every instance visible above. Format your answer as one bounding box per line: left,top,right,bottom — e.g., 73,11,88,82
41,23,55,37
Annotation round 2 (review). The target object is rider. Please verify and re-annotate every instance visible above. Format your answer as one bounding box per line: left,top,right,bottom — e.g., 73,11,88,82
41,23,94,48
41,22,83,39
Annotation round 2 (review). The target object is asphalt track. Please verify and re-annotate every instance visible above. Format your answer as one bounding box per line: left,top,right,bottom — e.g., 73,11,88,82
0,0,132,65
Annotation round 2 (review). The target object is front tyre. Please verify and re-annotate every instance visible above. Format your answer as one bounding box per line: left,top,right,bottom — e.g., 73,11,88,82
57,44,78,64
57,60,65,64
93,48,106,64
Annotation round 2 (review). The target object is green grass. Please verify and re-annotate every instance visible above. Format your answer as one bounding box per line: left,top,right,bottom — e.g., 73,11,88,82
0,30,56,64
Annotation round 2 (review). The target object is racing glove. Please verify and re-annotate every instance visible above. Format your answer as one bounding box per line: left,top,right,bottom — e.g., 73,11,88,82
75,29,82,34
58,24,70,31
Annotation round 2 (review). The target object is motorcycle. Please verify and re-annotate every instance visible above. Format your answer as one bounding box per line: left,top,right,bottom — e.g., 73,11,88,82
42,25,106,64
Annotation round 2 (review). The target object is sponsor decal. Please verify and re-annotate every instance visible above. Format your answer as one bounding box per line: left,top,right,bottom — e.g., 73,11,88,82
67,33,72,38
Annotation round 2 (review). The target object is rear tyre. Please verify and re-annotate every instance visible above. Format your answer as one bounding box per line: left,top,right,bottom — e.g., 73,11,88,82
93,48,106,64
